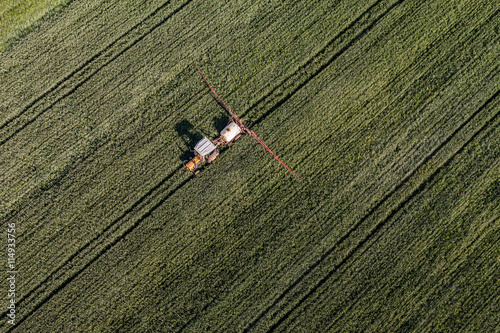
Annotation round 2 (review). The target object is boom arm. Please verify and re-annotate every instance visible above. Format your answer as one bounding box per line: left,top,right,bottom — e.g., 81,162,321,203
245,127,302,180
196,65,301,181
195,65,240,121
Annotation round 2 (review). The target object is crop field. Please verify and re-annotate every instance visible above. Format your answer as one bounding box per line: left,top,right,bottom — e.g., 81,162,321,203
1,0,499,331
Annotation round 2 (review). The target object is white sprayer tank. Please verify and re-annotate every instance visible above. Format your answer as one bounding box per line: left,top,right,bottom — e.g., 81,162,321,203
220,121,242,143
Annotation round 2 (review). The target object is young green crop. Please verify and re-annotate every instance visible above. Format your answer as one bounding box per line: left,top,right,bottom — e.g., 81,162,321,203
0,0,498,331
0,0,70,51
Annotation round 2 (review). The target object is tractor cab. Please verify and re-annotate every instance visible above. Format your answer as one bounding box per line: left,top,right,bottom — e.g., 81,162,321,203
184,137,219,173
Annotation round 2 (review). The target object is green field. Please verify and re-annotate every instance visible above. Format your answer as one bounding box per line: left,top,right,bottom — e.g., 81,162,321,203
1,0,499,331
0,0,70,51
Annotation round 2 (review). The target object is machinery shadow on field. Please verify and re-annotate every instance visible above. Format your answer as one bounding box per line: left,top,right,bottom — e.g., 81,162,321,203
175,119,202,162
213,114,229,132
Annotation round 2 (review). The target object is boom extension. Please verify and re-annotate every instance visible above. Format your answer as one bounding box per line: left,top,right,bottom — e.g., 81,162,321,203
245,128,302,181
196,65,301,181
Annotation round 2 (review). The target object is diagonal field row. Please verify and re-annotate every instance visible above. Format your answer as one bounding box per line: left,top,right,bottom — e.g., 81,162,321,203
260,95,499,332
242,8,500,330
0,1,162,120
2,0,390,329
1,0,498,331
276,119,500,332
6,0,410,324
0,0,192,144
0,0,386,304
2,0,394,327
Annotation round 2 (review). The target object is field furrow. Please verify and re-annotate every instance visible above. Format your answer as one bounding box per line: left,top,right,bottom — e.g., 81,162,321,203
266,104,499,332
0,0,193,146
0,0,498,331
0,1,161,118
280,121,499,332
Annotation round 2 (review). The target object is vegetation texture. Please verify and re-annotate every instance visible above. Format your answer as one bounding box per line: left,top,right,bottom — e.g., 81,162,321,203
0,0,70,51
1,0,499,332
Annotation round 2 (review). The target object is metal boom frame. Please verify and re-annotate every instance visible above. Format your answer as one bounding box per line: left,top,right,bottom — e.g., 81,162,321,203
196,65,301,181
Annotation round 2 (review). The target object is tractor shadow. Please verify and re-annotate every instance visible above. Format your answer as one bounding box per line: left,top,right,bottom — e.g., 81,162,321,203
213,114,229,132
175,119,203,162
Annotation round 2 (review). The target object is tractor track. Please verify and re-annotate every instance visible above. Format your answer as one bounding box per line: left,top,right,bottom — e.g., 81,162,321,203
7,1,415,322
243,0,496,133
243,0,405,126
8,167,185,298
0,90,208,321
4,166,191,331
0,0,172,130
392,217,500,332
0,0,125,126
243,90,500,332
291,17,498,176
271,110,499,331
323,215,500,332
283,4,499,201
2,0,497,329
0,0,193,147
